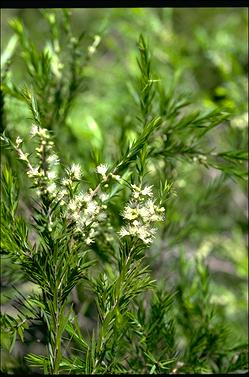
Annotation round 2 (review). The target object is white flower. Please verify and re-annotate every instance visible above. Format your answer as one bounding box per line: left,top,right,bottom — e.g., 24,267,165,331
141,185,153,197
35,146,43,153
144,200,165,222
15,136,23,147
99,192,109,202
231,112,248,129
85,201,98,215
18,150,29,162
39,128,49,139
30,124,39,137
133,191,140,199
62,177,72,187
85,237,94,245
83,193,92,203
69,163,82,180
75,217,84,230
47,170,57,180
31,125,49,139
131,184,140,191
91,222,98,229
27,166,39,178
71,211,81,222
97,212,107,221
119,223,155,244
132,220,140,227
47,154,60,165
75,192,85,202
110,173,121,181
137,206,151,220
96,164,108,176
135,223,155,244
47,182,57,194
130,184,153,199
119,184,165,245
38,169,45,177
68,199,78,212
131,184,141,199
122,206,138,220
89,227,97,237
138,226,156,244
145,199,155,214
150,213,161,222
57,189,67,202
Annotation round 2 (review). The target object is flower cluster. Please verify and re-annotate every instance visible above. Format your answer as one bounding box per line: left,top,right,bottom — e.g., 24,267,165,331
119,184,165,244
15,125,60,199
64,190,107,244
61,163,82,192
96,164,121,183
50,159,108,244
66,163,82,182
96,164,108,180
14,125,113,245
14,126,165,247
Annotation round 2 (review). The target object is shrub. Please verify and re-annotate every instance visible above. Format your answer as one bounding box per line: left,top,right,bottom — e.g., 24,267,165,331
1,9,248,374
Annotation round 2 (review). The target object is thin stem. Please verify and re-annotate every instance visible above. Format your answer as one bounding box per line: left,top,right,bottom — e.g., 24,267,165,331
92,243,135,373
51,308,62,374
48,285,65,375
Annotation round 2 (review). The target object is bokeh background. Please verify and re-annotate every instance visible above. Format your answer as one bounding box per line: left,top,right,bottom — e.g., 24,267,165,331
1,8,248,373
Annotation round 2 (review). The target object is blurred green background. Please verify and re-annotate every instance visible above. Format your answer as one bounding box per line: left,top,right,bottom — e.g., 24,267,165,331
1,7,248,373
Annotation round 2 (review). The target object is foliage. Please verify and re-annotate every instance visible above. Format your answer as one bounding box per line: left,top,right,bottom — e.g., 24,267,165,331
1,8,248,375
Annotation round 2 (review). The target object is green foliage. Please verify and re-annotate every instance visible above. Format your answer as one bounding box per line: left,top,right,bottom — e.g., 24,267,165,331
1,8,248,375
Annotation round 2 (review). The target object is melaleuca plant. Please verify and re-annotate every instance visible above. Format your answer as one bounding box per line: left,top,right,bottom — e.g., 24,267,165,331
1,9,248,375
1,124,167,374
